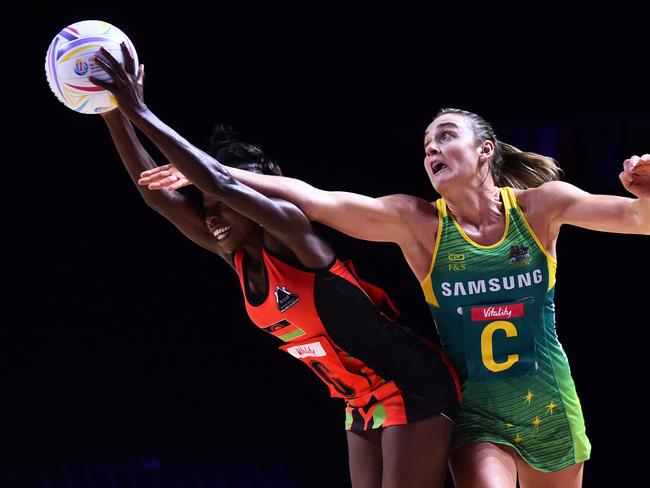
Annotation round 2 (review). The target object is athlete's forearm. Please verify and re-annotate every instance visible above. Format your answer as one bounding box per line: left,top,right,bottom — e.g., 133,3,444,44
222,165,411,243
223,165,324,220
102,109,173,209
631,198,650,234
128,108,235,198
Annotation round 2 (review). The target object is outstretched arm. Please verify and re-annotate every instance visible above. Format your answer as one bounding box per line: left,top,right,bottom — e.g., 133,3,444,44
139,163,439,280
102,108,164,206
99,82,231,263
528,154,650,235
139,163,422,246
91,44,332,268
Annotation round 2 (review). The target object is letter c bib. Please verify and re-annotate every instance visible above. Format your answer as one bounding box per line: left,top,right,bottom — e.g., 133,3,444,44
462,298,537,381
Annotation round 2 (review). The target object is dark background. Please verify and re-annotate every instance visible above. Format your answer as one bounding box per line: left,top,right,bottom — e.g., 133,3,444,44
4,8,648,487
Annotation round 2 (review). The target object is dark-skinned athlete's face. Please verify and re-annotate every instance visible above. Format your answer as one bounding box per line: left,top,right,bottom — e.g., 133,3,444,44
202,194,260,253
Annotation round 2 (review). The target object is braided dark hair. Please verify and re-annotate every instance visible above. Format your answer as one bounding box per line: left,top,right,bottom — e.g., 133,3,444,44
209,124,282,176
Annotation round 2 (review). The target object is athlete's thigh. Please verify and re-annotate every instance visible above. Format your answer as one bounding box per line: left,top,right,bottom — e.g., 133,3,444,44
517,459,584,488
381,415,453,488
346,429,383,488
449,441,518,488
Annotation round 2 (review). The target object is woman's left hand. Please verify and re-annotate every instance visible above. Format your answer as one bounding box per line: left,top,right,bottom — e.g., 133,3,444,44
138,164,193,191
620,154,650,199
89,42,146,119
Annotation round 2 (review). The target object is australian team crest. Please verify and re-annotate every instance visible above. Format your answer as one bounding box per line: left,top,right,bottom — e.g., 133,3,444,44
508,244,531,266
275,285,300,312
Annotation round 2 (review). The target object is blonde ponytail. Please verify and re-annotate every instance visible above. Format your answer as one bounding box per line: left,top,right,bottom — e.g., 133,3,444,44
496,141,563,189
435,108,563,189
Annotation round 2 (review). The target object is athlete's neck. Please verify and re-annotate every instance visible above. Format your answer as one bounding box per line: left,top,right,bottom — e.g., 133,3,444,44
444,185,503,229
241,231,265,264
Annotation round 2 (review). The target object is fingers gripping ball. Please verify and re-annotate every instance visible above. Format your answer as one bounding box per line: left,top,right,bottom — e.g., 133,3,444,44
45,20,138,114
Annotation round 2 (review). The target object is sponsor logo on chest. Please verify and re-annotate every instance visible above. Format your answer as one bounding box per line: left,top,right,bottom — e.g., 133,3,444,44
274,285,300,312
470,303,524,321
448,253,466,271
286,341,327,359
440,268,544,297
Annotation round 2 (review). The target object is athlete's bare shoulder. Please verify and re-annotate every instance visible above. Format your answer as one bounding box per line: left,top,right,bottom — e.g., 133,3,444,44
377,193,436,219
513,181,577,215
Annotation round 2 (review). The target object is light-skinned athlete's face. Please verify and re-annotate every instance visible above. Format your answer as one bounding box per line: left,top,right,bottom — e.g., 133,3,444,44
202,194,260,253
423,113,493,194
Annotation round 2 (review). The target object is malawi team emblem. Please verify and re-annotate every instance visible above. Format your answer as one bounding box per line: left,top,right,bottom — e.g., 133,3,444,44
275,285,300,312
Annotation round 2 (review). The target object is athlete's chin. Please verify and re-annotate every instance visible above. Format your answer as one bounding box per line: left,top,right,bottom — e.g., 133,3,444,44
221,243,240,255
431,174,455,194
218,235,241,254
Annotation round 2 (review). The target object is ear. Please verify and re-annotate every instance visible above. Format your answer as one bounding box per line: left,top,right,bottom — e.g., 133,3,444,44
478,140,495,160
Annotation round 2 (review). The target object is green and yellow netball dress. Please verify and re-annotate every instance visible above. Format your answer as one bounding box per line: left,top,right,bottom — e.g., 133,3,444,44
421,187,591,471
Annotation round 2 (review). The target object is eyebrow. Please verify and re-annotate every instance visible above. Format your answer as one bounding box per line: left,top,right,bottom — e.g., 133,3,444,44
435,122,459,131
424,122,460,144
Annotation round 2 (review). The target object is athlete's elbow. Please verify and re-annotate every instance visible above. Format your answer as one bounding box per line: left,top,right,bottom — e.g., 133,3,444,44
637,217,650,235
192,165,238,200
295,188,337,222
629,199,650,235
143,193,174,215
296,198,321,221
201,177,237,201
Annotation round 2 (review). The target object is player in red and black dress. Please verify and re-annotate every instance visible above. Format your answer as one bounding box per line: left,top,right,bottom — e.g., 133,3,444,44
92,44,459,488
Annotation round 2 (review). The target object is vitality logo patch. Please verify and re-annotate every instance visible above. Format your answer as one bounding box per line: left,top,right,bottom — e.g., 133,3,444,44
471,303,524,321
286,341,326,359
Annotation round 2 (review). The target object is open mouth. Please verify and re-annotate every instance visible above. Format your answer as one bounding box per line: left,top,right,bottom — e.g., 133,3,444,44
431,162,448,175
212,225,232,241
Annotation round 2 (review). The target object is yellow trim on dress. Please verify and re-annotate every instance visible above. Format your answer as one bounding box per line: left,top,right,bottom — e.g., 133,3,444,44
501,185,517,210
420,200,444,307
447,188,511,250
503,187,558,291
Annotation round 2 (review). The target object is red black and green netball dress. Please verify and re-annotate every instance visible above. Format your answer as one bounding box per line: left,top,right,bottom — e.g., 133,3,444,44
234,246,460,431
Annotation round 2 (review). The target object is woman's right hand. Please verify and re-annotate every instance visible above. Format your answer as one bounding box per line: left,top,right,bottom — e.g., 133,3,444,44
620,154,650,199
138,164,193,190
90,43,146,120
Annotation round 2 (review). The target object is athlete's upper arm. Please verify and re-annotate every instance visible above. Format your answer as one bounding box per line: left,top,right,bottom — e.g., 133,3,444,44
222,167,421,244
304,191,423,244
529,181,645,234
209,179,318,242
151,191,233,266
